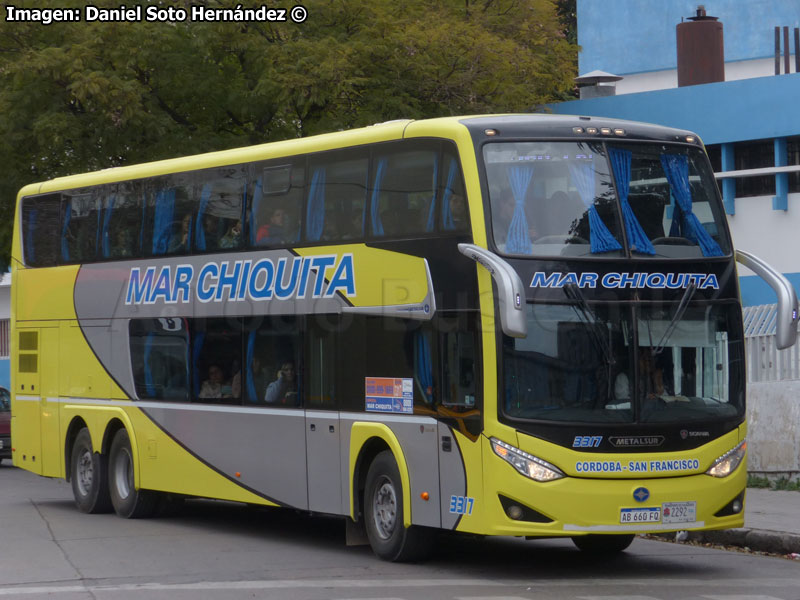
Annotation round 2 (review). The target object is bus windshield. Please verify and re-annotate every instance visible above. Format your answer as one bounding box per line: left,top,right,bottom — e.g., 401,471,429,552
502,303,743,424
484,141,730,258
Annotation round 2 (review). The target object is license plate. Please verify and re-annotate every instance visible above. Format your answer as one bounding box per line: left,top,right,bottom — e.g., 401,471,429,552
662,501,696,524
620,507,661,523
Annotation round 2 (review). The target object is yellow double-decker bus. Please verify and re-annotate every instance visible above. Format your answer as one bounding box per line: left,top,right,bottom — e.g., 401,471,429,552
10,115,798,561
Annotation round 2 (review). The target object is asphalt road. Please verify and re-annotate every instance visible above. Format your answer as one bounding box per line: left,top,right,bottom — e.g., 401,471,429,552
1,462,798,600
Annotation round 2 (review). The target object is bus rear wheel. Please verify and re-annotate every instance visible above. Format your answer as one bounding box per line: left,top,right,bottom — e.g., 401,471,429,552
70,428,112,514
109,428,158,519
363,450,434,562
571,534,635,553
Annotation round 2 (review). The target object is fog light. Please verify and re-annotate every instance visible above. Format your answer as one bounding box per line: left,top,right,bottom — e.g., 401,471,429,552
731,499,743,514
506,504,524,520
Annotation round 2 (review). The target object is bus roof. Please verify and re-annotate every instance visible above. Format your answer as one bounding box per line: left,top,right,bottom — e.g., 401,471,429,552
18,114,701,198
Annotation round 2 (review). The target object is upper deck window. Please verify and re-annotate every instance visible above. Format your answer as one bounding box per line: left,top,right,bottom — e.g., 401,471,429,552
611,143,729,258
484,141,731,259
485,142,624,258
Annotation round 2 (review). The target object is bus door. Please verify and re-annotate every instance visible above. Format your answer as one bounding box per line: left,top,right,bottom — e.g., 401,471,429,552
304,323,341,513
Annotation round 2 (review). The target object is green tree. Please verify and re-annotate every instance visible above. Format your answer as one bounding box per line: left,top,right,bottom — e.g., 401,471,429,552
0,0,577,269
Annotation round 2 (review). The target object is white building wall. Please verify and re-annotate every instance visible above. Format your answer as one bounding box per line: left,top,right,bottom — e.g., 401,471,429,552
0,274,10,319
615,57,796,95
726,192,800,279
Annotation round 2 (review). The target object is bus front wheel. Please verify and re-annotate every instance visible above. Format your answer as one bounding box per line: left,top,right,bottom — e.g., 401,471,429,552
571,534,635,553
363,450,434,562
70,428,112,514
109,428,158,519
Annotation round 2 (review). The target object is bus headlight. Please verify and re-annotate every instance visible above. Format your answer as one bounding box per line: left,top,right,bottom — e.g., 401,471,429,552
490,438,565,482
705,440,747,478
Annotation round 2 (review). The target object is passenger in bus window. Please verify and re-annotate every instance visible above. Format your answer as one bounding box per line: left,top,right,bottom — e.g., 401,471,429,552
220,220,242,248
265,360,298,405
113,229,134,258
199,364,232,399
447,193,469,231
256,208,288,244
169,214,192,253
232,355,268,403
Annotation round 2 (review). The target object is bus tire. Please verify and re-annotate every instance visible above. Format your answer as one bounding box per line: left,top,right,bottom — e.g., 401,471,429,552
571,534,635,553
108,428,158,519
363,450,434,562
70,428,112,514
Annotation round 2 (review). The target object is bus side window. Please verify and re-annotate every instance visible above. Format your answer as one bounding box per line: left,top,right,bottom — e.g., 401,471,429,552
439,152,469,233
248,316,301,407
101,182,142,260
129,319,190,402
191,318,243,405
61,189,101,263
306,318,336,409
196,166,248,253
307,150,368,243
21,194,61,267
251,162,304,247
371,143,441,237
144,174,193,256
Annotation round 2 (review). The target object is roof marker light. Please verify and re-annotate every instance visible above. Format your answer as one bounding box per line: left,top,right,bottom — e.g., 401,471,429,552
614,128,625,136
573,127,584,134
586,127,598,134
686,135,696,143
600,127,612,135
485,129,498,136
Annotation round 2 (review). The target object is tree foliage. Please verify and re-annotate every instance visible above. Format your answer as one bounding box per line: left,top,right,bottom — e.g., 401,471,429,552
0,0,577,269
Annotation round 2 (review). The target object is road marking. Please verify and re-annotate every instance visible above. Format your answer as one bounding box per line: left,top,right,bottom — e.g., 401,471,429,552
701,596,789,600
577,596,661,600
0,579,503,596
2,578,799,596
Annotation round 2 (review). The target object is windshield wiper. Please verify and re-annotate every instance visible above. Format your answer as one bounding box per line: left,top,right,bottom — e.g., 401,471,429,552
563,283,615,367
651,282,697,356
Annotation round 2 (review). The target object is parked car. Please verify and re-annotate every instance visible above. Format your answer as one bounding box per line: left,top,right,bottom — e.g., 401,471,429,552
0,387,10,463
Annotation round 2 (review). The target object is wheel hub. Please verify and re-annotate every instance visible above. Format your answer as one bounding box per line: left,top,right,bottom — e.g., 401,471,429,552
372,478,397,540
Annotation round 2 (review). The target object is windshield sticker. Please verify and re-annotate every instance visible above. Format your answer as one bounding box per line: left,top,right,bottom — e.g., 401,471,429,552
125,254,355,305
575,459,700,474
530,271,719,290
365,377,413,414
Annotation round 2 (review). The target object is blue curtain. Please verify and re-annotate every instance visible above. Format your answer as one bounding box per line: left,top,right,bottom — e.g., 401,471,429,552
61,202,71,261
152,189,176,255
306,168,326,241
441,159,459,231
246,331,257,403
659,154,723,257
506,165,533,255
425,154,439,232
249,180,263,245
192,332,205,397
415,332,433,403
370,158,387,236
195,184,212,251
607,147,655,255
567,162,622,253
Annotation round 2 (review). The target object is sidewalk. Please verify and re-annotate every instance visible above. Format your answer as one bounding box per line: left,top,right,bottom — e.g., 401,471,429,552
679,488,800,556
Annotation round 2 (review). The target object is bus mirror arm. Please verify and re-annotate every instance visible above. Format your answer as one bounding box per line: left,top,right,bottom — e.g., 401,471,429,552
458,244,527,338
736,249,799,349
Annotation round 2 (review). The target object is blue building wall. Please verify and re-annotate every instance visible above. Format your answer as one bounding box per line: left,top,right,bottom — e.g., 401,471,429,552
578,0,800,75
550,72,800,145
